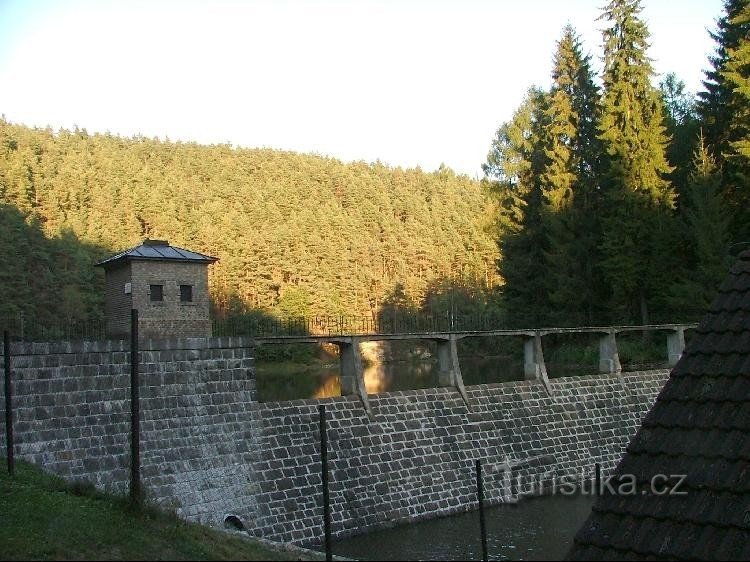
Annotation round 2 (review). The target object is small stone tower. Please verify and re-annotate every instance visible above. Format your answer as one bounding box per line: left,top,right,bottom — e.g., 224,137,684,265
96,239,218,338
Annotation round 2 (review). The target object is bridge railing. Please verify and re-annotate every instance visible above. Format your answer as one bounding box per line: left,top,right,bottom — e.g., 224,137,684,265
211,312,700,338
1,309,701,346
211,311,532,337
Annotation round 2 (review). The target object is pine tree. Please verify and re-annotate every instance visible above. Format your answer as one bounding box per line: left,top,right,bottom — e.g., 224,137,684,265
597,0,676,324
539,26,603,324
0,118,502,326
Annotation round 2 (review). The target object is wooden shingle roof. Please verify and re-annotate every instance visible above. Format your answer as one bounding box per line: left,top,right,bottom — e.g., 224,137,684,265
567,249,750,561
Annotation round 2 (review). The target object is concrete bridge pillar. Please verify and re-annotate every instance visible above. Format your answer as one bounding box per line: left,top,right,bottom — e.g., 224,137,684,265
524,332,552,395
338,337,373,419
436,335,471,408
667,328,686,367
599,331,622,375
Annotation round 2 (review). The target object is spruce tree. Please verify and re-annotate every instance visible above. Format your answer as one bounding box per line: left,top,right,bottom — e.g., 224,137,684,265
698,0,749,158
668,136,732,313
483,88,550,326
659,73,700,205
539,25,603,324
720,2,750,243
722,4,750,159
698,0,750,245
597,0,676,324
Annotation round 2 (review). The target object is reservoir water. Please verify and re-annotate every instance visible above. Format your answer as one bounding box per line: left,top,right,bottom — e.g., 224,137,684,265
255,331,671,402
313,493,596,560
256,356,524,402
256,356,605,402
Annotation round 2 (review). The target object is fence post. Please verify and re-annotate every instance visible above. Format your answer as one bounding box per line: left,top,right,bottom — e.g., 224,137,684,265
476,459,488,562
595,462,601,496
130,309,141,504
4,330,14,476
319,405,332,561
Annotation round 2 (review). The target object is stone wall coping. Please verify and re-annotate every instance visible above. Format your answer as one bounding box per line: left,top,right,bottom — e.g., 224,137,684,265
0,336,255,356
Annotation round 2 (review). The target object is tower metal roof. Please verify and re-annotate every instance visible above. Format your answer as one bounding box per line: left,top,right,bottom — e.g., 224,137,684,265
95,239,218,268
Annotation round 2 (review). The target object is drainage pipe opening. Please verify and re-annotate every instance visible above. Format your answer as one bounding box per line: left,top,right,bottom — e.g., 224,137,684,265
223,514,246,532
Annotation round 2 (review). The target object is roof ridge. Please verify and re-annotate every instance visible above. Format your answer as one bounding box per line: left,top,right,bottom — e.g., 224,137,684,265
166,243,214,260
95,241,218,267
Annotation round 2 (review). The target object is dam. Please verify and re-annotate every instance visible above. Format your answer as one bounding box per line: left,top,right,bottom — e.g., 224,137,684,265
0,323,685,546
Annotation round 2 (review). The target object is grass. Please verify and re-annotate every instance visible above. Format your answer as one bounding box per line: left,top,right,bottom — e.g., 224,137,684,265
0,460,296,561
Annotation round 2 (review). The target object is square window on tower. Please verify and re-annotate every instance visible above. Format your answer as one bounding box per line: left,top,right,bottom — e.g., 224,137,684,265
180,284,193,302
150,284,164,302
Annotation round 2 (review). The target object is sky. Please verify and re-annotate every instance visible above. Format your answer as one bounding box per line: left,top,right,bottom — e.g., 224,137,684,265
0,0,725,177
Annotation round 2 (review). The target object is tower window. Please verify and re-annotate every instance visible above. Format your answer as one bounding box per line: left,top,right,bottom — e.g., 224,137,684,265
180,284,193,302
150,284,164,302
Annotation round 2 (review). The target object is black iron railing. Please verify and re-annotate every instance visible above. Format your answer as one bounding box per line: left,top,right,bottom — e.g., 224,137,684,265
1,310,703,342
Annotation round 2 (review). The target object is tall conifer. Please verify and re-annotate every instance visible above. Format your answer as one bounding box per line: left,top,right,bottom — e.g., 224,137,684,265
698,0,750,244
659,73,700,205
668,136,731,313
698,1,749,159
483,88,550,325
540,26,603,324
597,0,676,324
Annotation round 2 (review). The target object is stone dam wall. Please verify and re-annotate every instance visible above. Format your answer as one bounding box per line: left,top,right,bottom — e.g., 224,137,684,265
0,337,259,526
0,338,669,546
250,370,669,545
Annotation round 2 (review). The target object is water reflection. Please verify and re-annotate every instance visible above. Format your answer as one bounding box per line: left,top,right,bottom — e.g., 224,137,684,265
363,361,438,394
312,374,340,399
256,357,525,402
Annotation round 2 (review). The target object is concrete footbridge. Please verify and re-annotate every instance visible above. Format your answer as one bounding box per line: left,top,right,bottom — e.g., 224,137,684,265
252,323,697,417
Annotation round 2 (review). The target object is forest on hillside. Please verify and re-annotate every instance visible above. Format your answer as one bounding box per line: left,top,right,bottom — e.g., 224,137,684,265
0,0,748,334
0,118,499,329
